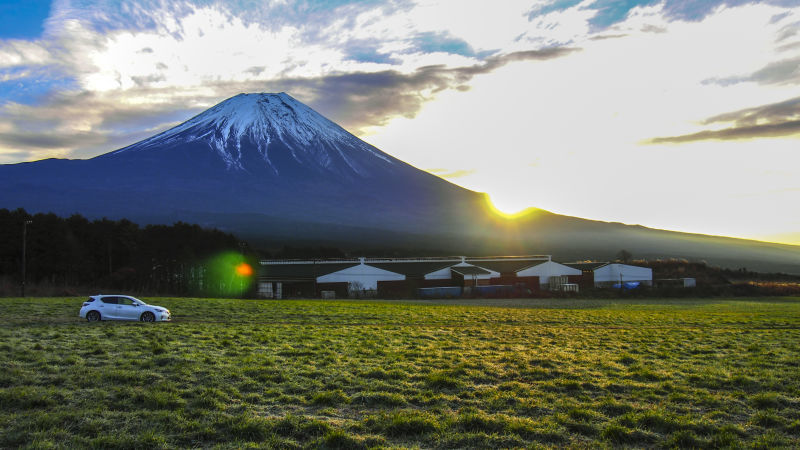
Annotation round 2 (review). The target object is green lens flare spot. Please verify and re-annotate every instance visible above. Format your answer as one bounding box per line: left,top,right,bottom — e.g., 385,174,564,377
205,251,254,296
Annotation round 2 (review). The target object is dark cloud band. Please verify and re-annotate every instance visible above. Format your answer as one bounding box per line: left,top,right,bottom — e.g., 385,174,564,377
278,47,580,133
645,96,800,144
0,46,579,159
647,120,800,144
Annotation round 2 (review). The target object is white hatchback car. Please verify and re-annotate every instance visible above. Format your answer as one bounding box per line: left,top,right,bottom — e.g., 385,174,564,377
79,295,171,322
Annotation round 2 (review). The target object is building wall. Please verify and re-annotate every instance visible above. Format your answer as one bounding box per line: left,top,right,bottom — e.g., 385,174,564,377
453,264,501,281
593,264,653,286
424,265,457,280
489,275,540,290
567,274,584,287
378,278,458,297
316,263,405,290
516,261,582,286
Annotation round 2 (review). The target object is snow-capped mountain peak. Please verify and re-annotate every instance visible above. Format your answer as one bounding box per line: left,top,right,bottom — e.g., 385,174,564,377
172,93,348,144
108,92,394,174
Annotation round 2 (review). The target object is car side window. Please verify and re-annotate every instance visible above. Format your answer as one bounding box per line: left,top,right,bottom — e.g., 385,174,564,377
100,297,117,304
119,298,136,306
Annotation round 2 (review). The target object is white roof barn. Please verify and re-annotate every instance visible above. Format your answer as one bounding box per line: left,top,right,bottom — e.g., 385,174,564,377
565,262,653,287
516,261,582,286
258,255,578,298
450,263,500,280
367,259,462,280
316,262,405,290
594,263,652,286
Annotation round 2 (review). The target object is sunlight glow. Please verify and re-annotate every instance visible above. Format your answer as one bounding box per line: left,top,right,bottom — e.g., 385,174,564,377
485,194,539,220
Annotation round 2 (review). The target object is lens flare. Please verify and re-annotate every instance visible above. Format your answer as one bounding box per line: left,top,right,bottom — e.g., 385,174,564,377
236,262,253,276
205,251,254,296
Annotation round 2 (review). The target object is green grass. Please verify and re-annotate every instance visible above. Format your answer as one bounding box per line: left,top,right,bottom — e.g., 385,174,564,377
1,296,799,448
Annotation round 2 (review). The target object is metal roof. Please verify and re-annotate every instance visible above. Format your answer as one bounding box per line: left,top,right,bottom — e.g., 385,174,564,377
563,262,610,271
259,263,359,281
467,259,547,274
257,255,556,280
450,265,492,276
368,261,458,277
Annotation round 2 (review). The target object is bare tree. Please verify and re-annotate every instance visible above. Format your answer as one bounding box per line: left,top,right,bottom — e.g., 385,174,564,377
348,281,365,298
616,249,632,264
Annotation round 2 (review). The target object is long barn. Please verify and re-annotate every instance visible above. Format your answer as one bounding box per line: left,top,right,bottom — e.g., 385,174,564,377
564,262,653,288
257,255,602,298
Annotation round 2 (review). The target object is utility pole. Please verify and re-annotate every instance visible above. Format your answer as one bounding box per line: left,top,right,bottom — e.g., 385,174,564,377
22,220,32,297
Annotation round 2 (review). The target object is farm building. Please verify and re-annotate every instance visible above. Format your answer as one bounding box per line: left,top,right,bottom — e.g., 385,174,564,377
468,257,582,289
258,255,585,298
257,260,358,298
366,258,483,297
564,262,653,288
257,258,406,298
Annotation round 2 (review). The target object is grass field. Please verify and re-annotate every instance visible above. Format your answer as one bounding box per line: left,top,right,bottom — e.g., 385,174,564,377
1,297,799,448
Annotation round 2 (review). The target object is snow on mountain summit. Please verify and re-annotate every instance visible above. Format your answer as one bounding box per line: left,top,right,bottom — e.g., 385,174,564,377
173,93,350,145
108,92,393,174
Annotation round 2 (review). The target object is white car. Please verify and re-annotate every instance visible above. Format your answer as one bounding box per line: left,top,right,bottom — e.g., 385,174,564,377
79,295,171,322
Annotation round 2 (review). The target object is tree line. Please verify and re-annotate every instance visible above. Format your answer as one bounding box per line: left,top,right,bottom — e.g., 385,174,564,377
0,208,247,297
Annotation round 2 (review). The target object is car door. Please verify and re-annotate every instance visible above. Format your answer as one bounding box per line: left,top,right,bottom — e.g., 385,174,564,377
99,296,118,319
116,297,140,320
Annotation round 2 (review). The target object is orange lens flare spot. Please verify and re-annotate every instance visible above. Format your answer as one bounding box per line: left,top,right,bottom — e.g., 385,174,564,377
235,262,253,277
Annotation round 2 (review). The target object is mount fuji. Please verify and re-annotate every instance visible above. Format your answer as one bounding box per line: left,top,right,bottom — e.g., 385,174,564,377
1,93,799,273
0,93,476,234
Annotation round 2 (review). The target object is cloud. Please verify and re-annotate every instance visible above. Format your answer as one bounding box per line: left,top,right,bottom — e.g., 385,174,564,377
0,129,107,150
0,87,214,159
527,0,795,29
243,66,266,77
0,39,53,69
0,44,579,160
704,56,800,86
703,96,800,126
640,24,666,33
646,96,800,144
0,0,796,168
646,120,800,144
233,46,579,133
700,11,799,87
748,57,800,85
589,33,628,41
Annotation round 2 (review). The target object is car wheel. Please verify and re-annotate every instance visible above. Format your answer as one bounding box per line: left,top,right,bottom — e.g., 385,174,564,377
141,312,155,322
87,311,101,322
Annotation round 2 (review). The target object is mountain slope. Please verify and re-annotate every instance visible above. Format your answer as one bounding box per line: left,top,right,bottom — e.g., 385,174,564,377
1,93,476,232
1,92,798,273
105,93,401,178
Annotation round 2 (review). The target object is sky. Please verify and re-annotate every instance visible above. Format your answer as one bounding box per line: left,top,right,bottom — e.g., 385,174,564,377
0,0,799,245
